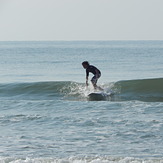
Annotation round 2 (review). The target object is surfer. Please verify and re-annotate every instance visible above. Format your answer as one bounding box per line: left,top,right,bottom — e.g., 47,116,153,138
82,61,103,90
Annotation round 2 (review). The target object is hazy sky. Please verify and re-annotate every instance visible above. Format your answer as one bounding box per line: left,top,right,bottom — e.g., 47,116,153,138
0,0,163,41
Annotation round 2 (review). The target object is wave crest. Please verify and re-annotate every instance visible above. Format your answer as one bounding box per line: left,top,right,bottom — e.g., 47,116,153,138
0,78,163,102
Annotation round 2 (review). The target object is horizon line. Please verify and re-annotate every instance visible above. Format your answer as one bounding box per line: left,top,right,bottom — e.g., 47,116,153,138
0,39,163,42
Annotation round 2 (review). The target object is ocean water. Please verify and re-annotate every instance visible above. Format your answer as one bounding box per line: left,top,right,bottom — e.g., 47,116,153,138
0,41,163,163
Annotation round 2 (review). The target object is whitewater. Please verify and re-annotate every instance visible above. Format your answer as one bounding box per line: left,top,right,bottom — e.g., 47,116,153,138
0,41,163,163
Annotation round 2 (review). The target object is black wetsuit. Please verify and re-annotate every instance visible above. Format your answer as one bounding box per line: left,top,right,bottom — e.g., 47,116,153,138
86,65,101,76
86,65,101,84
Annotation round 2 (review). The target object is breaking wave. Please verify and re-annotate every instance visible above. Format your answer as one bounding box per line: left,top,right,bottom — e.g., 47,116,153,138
0,78,163,102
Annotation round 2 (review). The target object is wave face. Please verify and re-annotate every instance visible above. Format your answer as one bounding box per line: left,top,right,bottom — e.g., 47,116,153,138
0,81,73,100
112,78,163,102
0,78,163,102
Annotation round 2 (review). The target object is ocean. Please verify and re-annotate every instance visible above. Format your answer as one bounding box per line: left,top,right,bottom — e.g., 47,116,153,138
0,41,162,163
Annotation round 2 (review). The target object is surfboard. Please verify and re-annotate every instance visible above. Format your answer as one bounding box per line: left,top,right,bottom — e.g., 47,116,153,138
88,92,112,101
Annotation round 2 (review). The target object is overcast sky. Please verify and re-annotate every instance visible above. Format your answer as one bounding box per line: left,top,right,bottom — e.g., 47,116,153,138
0,0,163,41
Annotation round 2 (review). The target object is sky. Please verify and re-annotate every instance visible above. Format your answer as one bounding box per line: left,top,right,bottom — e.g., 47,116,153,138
0,0,163,41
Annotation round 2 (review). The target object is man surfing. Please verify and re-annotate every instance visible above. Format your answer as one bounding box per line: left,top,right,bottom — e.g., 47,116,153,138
82,61,103,91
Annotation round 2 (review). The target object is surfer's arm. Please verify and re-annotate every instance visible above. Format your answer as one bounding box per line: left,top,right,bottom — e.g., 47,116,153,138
86,76,88,86
86,70,89,86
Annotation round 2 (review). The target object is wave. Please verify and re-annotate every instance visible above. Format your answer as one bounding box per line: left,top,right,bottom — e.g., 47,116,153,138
113,78,163,102
0,78,163,102
0,81,88,101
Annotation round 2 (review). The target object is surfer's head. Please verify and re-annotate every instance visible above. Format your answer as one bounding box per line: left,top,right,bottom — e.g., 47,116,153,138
82,61,90,69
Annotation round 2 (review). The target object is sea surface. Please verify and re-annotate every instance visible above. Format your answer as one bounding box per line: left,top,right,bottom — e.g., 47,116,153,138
0,41,163,163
